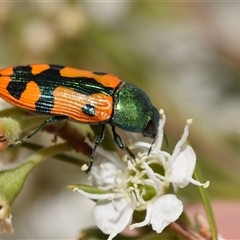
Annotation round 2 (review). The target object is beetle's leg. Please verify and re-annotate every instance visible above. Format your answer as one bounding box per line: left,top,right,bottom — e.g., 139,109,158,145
111,126,135,160
126,146,136,160
8,115,68,148
111,126,124,149
85,124,106,173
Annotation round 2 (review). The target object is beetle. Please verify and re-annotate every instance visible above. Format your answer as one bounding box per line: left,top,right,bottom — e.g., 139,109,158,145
0,64,159,172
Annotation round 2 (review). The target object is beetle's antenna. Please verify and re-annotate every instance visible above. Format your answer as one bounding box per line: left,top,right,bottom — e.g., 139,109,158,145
148,137,155,155
164,132,169,147
148,132,169,156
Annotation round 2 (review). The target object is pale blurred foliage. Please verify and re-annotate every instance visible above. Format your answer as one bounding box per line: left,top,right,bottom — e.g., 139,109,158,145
0,2,240,239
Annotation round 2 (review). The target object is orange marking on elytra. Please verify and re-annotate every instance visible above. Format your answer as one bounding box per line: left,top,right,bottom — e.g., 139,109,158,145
31,64,50,75
94,73,121,88
0,76,13,102
0,67,14,76
60,67,122,89
51,86,113,123
0,76,41,110
19,81,41,107
60,67,95,78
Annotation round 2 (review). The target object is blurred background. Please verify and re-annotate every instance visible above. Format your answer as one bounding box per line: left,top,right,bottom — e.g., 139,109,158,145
0,1,240,239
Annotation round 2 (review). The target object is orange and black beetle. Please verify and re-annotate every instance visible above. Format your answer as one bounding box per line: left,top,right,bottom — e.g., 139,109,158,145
0,64,159,171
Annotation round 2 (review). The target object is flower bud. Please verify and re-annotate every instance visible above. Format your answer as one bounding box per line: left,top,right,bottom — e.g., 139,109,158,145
0,118,22,151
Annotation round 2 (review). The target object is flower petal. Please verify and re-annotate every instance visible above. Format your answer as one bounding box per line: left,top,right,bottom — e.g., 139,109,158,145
89,153,125,190
154,110,166,150
92,197,134,240
166,145,196,188
150,194,183,233
171,119,192,161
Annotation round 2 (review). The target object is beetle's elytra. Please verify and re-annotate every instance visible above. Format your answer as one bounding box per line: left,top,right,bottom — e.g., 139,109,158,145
0,64,160,172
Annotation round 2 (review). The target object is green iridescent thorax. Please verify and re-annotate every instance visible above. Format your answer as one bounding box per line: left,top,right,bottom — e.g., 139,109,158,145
112,82,159,136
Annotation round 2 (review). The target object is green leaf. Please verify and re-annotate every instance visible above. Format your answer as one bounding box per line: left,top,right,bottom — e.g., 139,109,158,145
68,184,110,195
0,143,71,220
78,227,139,240
0,107,25,117
78,227,180,240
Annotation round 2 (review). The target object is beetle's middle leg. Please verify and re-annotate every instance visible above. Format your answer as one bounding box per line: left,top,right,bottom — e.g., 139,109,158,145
111,126,135,160
85,124,106,173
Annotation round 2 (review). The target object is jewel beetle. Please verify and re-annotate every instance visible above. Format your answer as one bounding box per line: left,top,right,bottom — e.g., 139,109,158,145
0,64,160,172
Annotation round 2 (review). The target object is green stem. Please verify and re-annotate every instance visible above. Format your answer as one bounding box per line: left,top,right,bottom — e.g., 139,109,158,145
194,164,218,240
22,142,88,167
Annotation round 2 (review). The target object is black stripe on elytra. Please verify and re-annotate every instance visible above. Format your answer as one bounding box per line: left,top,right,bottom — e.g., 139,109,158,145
6,65,31,100
6,65,117,114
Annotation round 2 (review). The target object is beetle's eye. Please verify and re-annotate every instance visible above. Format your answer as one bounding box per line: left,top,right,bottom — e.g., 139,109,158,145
143,120,156,138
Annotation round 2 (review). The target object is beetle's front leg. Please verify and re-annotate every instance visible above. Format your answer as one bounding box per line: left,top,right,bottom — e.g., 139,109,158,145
111,126,135,160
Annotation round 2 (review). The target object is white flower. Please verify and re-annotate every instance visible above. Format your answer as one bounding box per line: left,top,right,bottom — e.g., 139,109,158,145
73,110,209,240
